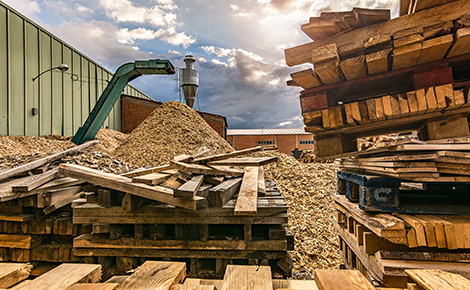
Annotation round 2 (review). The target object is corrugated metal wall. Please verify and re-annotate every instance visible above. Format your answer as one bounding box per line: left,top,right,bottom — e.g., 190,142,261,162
0,1,151,136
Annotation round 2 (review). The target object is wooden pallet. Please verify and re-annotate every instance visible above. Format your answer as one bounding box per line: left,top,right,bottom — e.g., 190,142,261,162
335,192,470,249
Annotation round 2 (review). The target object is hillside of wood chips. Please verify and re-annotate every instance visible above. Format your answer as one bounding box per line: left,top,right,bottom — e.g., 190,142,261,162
114,101,234,167
252,150,342,277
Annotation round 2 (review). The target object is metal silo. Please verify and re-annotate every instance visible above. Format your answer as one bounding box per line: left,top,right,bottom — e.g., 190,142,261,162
180,55,198,108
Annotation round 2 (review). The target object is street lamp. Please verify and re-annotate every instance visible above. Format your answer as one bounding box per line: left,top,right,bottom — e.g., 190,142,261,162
32,64,69,81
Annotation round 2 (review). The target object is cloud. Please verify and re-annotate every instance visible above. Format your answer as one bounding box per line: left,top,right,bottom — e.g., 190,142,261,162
155,27,196,48
99,0,178,27
2,0,41,20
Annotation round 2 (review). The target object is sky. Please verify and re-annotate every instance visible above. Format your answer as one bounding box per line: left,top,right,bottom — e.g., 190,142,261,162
4,0,399,129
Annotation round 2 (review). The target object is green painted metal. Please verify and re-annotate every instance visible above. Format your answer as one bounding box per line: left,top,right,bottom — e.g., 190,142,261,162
0,6,8,135
52,38,63,135
25,21,39,136
39,30,52,136
72,59,175,144
62,46,73,136
9,12,25,136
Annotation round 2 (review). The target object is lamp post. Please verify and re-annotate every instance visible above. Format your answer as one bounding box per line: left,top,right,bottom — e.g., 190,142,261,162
32,63,69,82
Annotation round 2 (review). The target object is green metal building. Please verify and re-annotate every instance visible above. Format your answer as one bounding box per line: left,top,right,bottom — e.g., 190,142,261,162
0,1,152,137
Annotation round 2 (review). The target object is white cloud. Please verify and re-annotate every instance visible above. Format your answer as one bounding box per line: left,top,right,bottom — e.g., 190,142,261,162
2,0,40,19
117,27,159,44
99,0,178,26
168,50,181,55
279,121,293,127
155,27,196,48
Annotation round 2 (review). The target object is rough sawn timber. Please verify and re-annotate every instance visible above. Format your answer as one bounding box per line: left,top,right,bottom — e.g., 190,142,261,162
59,164,207,211
234,167,259,216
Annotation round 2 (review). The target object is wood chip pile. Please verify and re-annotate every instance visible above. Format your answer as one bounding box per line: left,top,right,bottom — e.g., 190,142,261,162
250,150,342,277
114,101,234,168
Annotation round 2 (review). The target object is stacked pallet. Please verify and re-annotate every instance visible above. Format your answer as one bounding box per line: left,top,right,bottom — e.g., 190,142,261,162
57,147,293,278
285,0,470,160
0,141,102,266
1,261,469,289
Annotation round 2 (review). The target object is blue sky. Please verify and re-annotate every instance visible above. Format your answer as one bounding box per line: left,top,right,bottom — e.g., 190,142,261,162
5,0,399,129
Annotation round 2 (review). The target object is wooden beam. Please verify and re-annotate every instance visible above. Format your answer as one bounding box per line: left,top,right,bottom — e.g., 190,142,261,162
285,0,470,67
171,161,243,177
192,147,262,164
208,178,242,207
207,157,277,167
59,164,207,211
65,283,120,290
393,42,422,70
366,48,391,75
0,263,31,288
120,165,172,178
314,60,344,84
234,167,259,216
405,269,470,290
340,56,367,80
222,265,272,290
13,263,101,290
0,141,98,182
290,69,322,89
447,27,470,58
174,175,205,199
117,261,185,289
418,34,453,64
43,192,84,215
131,173,169,186
314,269,375,290
11,168,59,193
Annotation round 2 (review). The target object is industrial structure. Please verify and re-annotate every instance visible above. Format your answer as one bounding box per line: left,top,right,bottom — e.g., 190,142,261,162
0,1,152,137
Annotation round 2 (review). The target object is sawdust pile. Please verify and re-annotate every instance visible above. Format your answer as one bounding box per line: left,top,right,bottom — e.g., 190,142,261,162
114,101,234,167
252,150,342,277
0,129,127,169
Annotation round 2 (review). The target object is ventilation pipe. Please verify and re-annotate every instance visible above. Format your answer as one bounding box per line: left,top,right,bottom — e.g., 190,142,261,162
180,55,198,108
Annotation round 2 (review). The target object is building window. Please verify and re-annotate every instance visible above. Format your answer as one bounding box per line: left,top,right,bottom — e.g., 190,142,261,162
258,141,273,145
300,140,314,145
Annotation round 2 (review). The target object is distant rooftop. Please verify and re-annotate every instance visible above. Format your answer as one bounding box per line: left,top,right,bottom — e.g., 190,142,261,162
227,128,311,136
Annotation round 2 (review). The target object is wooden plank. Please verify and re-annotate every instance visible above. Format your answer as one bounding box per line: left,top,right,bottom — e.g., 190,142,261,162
314,269,375,290
329,108,338,128
14,263,101,290
418,34,453,64
132,173,169,186
311,43,339,64
285,0,470,67
425,87,438,112
405,269,470,290
59,164,207,211
208,178,242,207
434,84,454,108
272,279,318,290
0,263,31,288
301,93,328,112
174,175,204,199
364,34,392,53
413,215,438,248
396,214,427,247
322,109,331,128
171,161,243,177
290,69,322,89
447,27,470,58
234,167,259,216
193,147,261,164
415,88,428,114
423,21,453,39
351,102,362,124
407,91,419,116
301,21,341,41
344,103,355,125
66,283,120,290
340,56,367,80
38,185,83,208
366,99,377,121
366,48,391,75
0,141,98,182
454,89,466,107
314,60,344,84
394,34,424,48
207,157,277,167
302,110,323,126
334,106,345,127
375,97,386,121
393,42,422,70
222,265,272,290
359,101,371,123
258,167,266,196
394,27,424,40
43,192,84,215
398,93,410,117
121,165,172,178
11,168,59,193
117,261,185,290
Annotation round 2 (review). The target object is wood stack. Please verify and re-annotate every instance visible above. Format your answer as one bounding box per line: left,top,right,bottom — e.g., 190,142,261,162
58,146,293,279
285,0,470,160
0,141,101,267
0,261,469,289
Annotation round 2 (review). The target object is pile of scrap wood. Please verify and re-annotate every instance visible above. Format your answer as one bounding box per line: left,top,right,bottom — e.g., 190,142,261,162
0,141,100,265
285,0,470,160
59,146,293,278
1,261,468,289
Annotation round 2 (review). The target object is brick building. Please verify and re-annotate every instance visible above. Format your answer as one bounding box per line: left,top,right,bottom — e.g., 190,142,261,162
120,95,227,138
226,128,314,155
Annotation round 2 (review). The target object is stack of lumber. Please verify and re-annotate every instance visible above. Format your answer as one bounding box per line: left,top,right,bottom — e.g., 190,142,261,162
333,176,470,288
1,261,468,289
59,146,293,279
0,141,101,266
285,0,470,160
336,140,470,182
